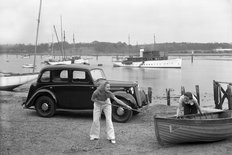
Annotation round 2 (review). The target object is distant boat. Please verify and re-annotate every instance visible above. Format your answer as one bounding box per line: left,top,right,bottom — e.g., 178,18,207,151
154,110,232,144
22,64,36,68
45,56,89,65
113,50,182,68
22,54,30,59
0,72,38,91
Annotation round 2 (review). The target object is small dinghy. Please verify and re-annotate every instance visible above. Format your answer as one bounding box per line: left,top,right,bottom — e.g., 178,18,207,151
154,110,232,144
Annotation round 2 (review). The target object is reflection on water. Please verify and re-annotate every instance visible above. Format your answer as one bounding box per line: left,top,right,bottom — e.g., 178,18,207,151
1,54,232,107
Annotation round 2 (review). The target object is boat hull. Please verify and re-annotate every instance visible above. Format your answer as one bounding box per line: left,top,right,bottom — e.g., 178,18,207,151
47,60,71,65
0,73,38,91
22,64,35,68
47,59,89,65
154,110,232,144
113,59,182,68
113,61,143,67
140,59,181,68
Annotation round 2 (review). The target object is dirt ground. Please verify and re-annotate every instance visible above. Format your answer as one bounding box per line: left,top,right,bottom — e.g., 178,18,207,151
1,82,232,155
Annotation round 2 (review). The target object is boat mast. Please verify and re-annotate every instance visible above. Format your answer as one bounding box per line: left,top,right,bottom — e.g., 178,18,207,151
33,0,42,73
153,34,156,50
63,30,66,58
51,33,54,58
128,34,130,56
73,33,76,53
53,25,63,57
60,15,64,59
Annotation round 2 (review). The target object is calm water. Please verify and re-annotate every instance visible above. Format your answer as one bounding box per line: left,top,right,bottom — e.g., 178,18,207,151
1,54,232,107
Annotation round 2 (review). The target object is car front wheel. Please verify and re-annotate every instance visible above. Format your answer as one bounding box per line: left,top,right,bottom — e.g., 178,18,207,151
112,99,132,123
35,96,56,117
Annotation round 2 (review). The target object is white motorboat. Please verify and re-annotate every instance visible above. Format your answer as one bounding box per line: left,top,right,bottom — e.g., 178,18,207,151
113,50,182,68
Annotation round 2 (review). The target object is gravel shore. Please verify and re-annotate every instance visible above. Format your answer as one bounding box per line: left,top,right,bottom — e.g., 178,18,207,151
1,82,232,155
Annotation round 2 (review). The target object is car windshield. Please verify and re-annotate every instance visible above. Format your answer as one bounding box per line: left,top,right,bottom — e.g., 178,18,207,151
90,69,106,81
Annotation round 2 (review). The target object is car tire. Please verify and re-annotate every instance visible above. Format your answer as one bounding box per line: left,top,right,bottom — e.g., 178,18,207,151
35,96,56,117
112,99,132,123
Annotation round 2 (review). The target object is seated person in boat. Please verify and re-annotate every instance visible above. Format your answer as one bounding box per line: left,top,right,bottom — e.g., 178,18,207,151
176,92,202,116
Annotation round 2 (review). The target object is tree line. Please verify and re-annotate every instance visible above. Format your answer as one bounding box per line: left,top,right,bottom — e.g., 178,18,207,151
0,41,231,55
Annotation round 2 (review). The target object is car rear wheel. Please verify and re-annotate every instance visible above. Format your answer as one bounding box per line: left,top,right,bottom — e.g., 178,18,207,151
112,99,132,123
35,96,56,117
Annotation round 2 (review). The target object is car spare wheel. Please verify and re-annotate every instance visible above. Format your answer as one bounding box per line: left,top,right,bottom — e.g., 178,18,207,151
112,99,132,123
35,96,56,117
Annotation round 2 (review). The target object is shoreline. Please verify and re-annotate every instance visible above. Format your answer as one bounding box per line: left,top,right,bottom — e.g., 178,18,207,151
1,83,232,154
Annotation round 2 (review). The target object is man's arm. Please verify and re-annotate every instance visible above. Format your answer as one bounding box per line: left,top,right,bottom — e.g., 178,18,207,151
192,96,202,114
194,101,202,114
176,96,184,116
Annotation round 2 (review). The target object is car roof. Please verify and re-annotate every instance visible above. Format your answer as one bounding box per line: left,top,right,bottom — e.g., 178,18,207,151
40,64,101,71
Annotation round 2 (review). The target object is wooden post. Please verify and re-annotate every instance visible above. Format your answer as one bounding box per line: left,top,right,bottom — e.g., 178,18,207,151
227,85,232,110
148,87,152,104
166,88,170,106
191,51,194,63
218,84,222,109
116,55,119,61
195,85,200,105
213,80,219,108
181,86,185,95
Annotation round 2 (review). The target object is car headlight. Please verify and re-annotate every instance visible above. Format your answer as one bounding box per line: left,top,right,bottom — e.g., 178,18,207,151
130,87,134,94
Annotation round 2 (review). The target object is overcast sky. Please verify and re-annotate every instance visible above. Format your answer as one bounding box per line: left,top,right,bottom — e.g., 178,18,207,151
0,0,232,45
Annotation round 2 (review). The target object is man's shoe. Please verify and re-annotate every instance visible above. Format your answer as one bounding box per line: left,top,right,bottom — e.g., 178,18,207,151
110,139,116,144
90,137,99,141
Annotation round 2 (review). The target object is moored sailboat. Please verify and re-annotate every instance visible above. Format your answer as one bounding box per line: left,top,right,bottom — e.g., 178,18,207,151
45,23,89,65
45,55,89,65
0,0,42,91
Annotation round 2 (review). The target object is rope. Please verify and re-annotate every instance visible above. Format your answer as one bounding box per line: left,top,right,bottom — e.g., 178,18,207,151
109,103,148,114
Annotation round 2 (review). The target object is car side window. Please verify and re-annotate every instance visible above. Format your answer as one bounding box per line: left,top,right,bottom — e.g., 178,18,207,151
52,70,68,83
72,70,88,83
40,71,50,82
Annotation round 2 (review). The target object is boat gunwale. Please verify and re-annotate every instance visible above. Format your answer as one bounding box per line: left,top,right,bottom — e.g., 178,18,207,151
1,73,39,77
154,110,232,125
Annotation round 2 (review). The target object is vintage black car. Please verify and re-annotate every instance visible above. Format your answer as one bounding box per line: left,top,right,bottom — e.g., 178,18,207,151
23,64,151,123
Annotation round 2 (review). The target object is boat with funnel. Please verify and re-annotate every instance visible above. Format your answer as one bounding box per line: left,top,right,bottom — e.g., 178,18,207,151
113,49,182,68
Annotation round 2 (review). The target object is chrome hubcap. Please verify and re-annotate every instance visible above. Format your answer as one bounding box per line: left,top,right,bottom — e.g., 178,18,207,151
41,103,49,111
116,107,125,116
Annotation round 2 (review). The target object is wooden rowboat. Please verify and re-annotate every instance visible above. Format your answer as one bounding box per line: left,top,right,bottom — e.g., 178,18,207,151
154,110,232,144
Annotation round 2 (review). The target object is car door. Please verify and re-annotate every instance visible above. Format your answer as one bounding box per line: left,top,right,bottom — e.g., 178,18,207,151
51,69,71,108
67,69,96,109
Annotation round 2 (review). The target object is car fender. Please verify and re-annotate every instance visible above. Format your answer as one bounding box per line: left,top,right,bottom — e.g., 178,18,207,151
25,89,57,108
113,91,137,108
